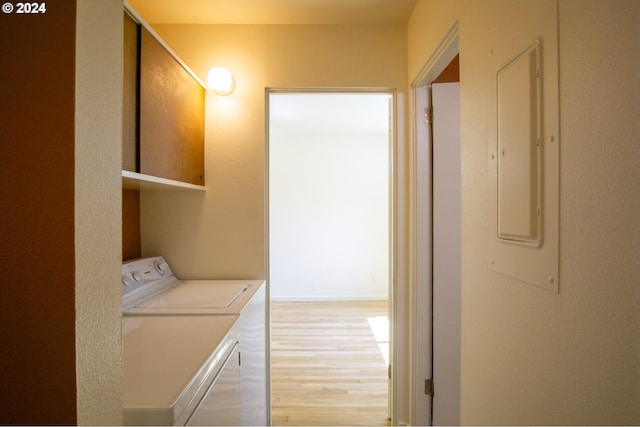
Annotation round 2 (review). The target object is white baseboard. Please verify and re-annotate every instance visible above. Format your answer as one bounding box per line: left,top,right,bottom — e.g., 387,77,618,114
270,295,388,302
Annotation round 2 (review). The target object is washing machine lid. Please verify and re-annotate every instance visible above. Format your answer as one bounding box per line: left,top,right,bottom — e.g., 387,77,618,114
124,280,264,315
122,315,239,426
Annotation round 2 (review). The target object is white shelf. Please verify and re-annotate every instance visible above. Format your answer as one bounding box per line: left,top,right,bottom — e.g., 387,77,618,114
122,170,206,191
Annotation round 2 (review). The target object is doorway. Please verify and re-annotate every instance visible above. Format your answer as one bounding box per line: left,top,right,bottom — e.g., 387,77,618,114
411,22,461,426
266,90,395,426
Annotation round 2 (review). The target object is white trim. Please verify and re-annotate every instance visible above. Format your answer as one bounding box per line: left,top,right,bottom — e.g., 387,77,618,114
411,21,459,88
409,21,460,427
265,87,398,425
270,296,390,302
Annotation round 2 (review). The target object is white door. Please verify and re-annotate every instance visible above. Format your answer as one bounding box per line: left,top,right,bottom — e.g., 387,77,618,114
431,82,461,426
413,84,433,425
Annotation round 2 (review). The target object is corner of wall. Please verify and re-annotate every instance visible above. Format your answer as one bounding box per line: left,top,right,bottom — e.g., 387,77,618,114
75,0,124,424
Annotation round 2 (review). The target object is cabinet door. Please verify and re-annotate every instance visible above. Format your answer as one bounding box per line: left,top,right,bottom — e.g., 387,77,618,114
140,28,205,185
187,343,241,426
122,12,139,172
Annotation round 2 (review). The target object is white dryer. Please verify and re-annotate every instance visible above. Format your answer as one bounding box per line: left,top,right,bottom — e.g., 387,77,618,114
123,314,241,425
121,257,268,426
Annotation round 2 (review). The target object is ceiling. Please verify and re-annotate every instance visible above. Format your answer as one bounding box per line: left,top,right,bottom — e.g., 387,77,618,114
126,0,417,25
123,2,407,134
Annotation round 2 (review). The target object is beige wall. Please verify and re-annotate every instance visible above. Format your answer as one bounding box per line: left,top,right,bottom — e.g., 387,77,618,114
139,24,407,280
139,22,410,422
75,0,124,424
409,0,640,424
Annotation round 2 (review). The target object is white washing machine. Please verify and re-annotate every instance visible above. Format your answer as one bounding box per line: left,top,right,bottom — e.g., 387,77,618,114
122,257,264,315
121,257,268,426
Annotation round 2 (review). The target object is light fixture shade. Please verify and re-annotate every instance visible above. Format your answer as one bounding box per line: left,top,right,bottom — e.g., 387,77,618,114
207,67,235,95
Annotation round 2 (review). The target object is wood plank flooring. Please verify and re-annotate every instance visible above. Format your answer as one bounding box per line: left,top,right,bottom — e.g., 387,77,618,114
271,300,390,426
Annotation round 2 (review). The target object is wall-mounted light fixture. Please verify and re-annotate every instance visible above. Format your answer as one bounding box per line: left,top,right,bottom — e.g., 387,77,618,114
207,67,235,95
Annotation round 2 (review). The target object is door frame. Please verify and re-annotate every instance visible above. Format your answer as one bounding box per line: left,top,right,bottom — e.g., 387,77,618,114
409,21,459,426
265,87,398,424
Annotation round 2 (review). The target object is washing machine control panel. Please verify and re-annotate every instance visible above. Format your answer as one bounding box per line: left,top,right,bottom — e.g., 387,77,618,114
122,257,177,310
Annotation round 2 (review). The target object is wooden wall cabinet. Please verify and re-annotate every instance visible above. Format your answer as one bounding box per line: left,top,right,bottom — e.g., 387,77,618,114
122,7,206,260
123,10,206,189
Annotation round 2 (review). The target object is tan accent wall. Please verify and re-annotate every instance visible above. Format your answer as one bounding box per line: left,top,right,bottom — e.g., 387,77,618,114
123,190,142,261
433,54,459,83
0,1,77,423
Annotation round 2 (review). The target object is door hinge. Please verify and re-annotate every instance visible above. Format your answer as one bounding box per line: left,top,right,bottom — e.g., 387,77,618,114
424,106,433,124
388,364,391,380
425,379,434,396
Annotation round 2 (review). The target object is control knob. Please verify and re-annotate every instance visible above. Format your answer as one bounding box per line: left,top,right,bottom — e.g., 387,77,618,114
131,270,145,282
121,274,135,287
154,260,169,275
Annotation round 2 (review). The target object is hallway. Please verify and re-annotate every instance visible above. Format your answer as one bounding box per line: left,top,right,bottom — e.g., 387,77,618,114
271,301,389,426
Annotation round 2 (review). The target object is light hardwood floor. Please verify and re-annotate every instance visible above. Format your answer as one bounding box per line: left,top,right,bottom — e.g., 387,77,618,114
270,300,390,426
